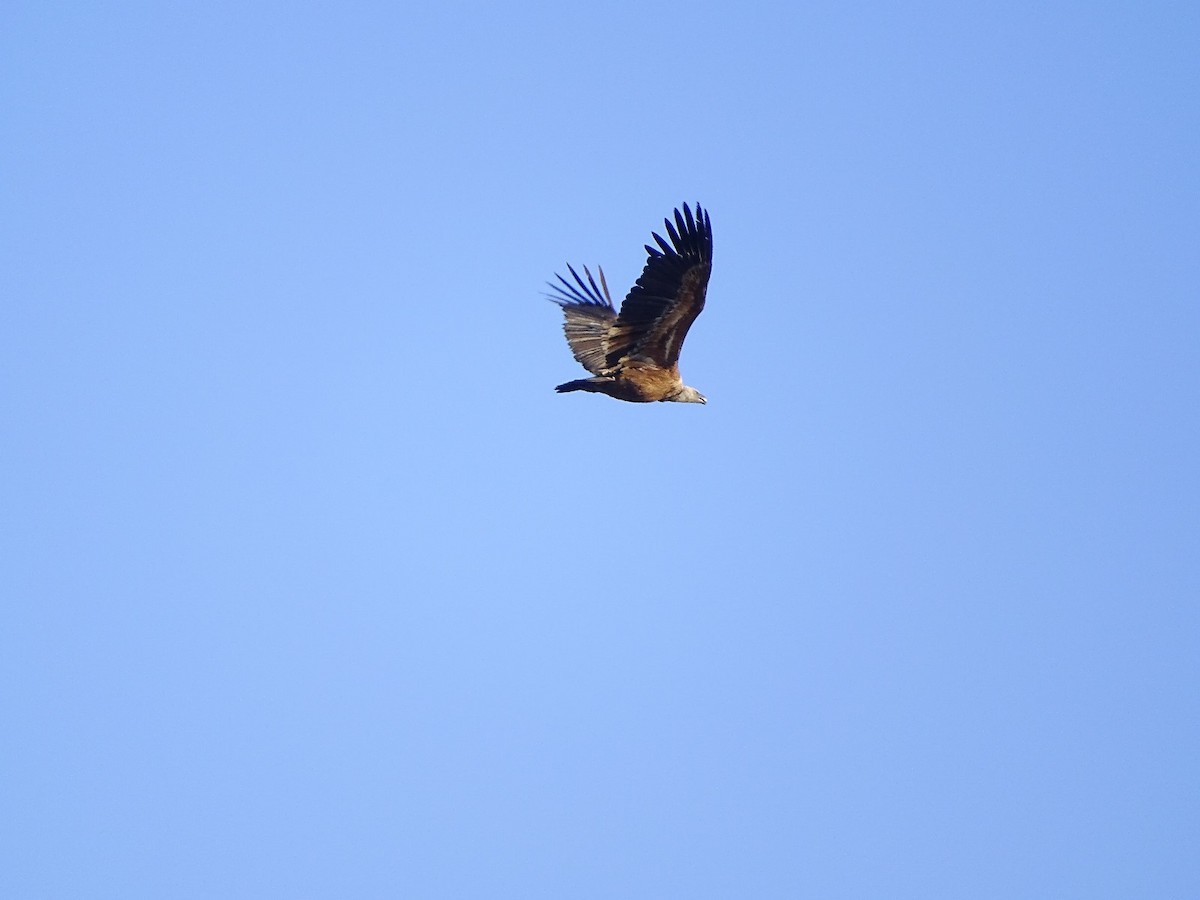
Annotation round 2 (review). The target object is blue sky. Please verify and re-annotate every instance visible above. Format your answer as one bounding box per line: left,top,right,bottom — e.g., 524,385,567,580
2,2,1198,897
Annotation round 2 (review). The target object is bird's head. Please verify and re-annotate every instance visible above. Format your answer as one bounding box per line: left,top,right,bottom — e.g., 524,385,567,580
670,386,707,404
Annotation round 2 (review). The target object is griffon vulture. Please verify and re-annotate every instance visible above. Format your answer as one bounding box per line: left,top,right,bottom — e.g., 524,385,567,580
547,202,712,403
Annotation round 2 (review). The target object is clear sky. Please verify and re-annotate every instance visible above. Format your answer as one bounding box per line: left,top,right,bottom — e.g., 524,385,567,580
2,2,1198,897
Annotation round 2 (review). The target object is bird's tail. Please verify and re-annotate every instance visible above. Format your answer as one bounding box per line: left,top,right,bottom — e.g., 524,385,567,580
555,377,612,394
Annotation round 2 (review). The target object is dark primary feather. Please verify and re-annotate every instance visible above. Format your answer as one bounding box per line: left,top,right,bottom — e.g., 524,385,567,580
547,262,612,310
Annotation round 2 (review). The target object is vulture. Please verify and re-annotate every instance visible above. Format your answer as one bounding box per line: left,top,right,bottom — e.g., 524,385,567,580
547,202,712,403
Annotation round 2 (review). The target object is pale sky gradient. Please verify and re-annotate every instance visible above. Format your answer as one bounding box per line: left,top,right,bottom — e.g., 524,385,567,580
3,2,1198,897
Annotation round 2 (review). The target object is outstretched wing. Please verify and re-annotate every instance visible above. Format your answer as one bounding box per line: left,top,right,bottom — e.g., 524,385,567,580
546,263,617,375
607,203,712,369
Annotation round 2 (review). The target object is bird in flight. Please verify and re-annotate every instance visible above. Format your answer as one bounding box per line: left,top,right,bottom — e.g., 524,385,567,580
547,202,712,404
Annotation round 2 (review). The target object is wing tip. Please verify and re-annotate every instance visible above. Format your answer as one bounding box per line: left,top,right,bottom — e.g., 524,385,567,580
655,200,712,263
545,262,615,310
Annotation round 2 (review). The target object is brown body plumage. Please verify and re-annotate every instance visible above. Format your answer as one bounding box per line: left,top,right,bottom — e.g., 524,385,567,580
547,203,712,404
